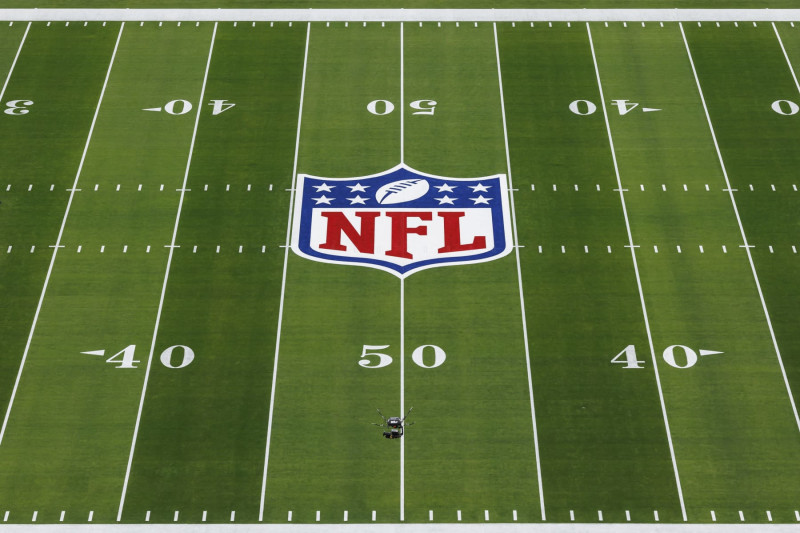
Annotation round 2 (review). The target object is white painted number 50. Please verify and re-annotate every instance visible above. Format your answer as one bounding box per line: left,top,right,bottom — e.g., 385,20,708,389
359,345,393,368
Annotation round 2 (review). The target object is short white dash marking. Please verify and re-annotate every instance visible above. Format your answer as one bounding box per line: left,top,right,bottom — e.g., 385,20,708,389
723,245,727,253
661,184,666,191
145,511,151,522
239,245,243,253
538,245,542,253
513,510,518,521
146,245,150,253
226,184,230,191
552,184,557,191
160,184,164,191
457,510,462,521
50,184,54,191
344,510,348,522
88,511,93,522
123,245,128,253
660,22,664,27
116,184,120,191
94,184,99,191
769,245,774,253
77,245,81,253
574,184,579,191
794,184,798,191
269,184,273,191
596,184,600,191
711,510,716,521
204,184,208,191
100,245,105,253
793,245,797,254
193,245,197,253
174,511,179,522
584,245,589,253
32,511,37,522
677,245,682,253
372,510,376,521
699,245,704,253
5,246,10,253
750,184,754,191
3,511,8,522
640,184,644,191
570,510,575,521
231,511,235,522
27,184,32,191
316,511,320,522
561,245,565,253
795,510,799,521
60,511,65,522
654,245,659,253
484,510,489,521
138,184,142,191
739,510,745,522
261,245,266,253
654,510,659,521
429,510,433,521
683,184,687,191
705,184,710,191
607,245,611,253
247,184,251,191
216,245,220,253
767,510,773,522
771,184,776,191
598,510,603,521
625,510,631,521
530,184,535,191
288,511,292,522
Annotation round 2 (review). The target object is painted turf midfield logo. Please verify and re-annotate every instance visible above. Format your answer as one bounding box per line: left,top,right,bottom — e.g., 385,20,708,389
291,164,513,277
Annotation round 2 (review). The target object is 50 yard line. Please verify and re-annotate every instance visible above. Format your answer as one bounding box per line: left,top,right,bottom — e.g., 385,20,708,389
587,22,687,522
0,21,125,447
117,22,218,521
399,21,406,523
258,21,311,522
681,22,800,433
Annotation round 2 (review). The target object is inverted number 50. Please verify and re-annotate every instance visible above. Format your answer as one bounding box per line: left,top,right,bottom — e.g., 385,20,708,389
358,344,446,369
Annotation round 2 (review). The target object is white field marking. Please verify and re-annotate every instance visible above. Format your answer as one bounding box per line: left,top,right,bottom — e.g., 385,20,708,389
27,184,32,191
32,511,37,522
640,184,644,191
231,511,236,522
794,246,797,254
50,184,54,191
247,184,251,191
770,245,774,253
226,184,230,191
146,511,151,522
316,511,320,522
261,245,266,253
749,184,754,191
570,510,575,521
29,245,34,253
538,245,542,253
584,245,589,253
587,22,687,522
795,510,799,521
561,245,566,253
654,510,660,521
372,511,376,521
495,22,546,521
59,511,65,522
146,245,151,253
94,184,99,191
2,511,7,522
768,510,773,522
662,184,666,191
513,510,518,521
699,245,704,253
399,21,406,522
429,510,433,521
269,184,273,191
216,245,220,253
682,21,800,433
596,184,600,190
607,245,611,253
677,245,681,253
598,510,603,521
77,245,81,253
239,245,243,253
683,184,687,191
116,184,120,191
0,18,29,101
711,510,716,521
259,22,310,523
457,510,462,521
88,511,94,522
553,184,557,191
654,245,659,253
117,22,217,522
771,184,776,191
625,510,631,521
575,184,579,191
100,245,105,253
174,511,179,522
204,184,208,191
531,184,535,190
288,511,292,522
0,21,124,449
484,510,490,521
201,511,207,522
160,184,164,191
344,510,348,522
739,511,745,521
705,184,709,191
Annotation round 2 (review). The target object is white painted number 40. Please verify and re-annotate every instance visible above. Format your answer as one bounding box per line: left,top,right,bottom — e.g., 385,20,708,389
611,344,723,370
82,344,195,369
359,344,446,369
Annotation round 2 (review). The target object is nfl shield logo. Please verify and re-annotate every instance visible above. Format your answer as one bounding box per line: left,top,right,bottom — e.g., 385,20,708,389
291,164,513,278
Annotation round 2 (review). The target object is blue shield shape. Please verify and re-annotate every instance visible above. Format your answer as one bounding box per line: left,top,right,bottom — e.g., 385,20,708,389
291,164,513,278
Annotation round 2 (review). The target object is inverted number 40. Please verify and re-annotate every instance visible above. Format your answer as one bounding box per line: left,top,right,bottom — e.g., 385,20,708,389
359,344,446,369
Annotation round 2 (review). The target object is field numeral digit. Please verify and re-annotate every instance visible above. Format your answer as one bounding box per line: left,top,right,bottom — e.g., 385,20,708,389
367,99,437,116
367,100,395,116
359,344,446,369
772,99,799,115
409,99,437,115
568,100,597,115
82,344,195,369
208,99,235,115
4,100,33,115
611,99,639,115
610,344,645,369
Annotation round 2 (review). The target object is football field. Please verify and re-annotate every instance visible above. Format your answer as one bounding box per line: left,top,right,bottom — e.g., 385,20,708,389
0,9,800,526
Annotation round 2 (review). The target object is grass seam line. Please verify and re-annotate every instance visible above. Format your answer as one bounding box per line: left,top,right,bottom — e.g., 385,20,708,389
587,21,688,521
258,21,311,523
116,21,218,522
680,21,800,435
494,22,546,521
0,20,124,448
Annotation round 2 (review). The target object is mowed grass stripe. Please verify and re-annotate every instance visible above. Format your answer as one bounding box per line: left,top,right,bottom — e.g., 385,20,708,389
403,23,540,523
118,22,306,523
498,23,682,522
262,22,401,524
677,23,800,521
0,22,214,522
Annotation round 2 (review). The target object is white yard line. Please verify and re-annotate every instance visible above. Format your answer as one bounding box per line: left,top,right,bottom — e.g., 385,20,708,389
0,21,124,447
493,22,546,522
117,21,218,521
258,21,311,523
0,8,800,22
586,22,687,522
680,22,800,433
399,22,406,523
0,21,30,102
773,23,800,95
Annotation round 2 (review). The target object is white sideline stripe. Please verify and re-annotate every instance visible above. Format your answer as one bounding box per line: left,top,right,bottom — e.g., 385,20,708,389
117,22,217,521
2,8,800,21
0,21,124,448
587,22,687,522
0,21,30,102
259,22,311,523
494,22,546,521
681,22,800,433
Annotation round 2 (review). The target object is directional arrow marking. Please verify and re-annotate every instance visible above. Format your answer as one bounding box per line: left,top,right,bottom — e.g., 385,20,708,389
642,108,662,112
699,349,723,357
142,107,162,112
81,349,106,356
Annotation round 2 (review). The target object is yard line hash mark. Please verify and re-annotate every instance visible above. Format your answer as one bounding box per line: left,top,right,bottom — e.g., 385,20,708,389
118,22,218,521
0,22,125,448
259,22,311,523
681,21,800,434
587,22,687,522
495,22,546,521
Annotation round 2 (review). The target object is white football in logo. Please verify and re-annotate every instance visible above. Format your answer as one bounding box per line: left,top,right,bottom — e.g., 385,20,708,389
375,179,430,205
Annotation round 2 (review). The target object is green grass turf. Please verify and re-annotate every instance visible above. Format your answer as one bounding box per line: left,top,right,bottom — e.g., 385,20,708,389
0,18,799,524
